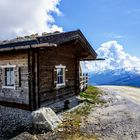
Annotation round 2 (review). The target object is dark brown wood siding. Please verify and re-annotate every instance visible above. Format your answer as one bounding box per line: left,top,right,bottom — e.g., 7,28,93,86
39,44,79,105
0,51,29,105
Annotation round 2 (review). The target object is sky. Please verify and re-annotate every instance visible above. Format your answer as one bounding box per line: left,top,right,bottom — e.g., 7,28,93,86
0,0,63,39
55,0,140,57
0,0,140,58
82,41,140,73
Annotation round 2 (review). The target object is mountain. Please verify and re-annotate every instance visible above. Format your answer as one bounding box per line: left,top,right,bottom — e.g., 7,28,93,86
81,41,140,87
89,69,140,87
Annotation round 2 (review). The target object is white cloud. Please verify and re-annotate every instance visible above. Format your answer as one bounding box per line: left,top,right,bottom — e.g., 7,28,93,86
82,41,140,73
0,0,63,40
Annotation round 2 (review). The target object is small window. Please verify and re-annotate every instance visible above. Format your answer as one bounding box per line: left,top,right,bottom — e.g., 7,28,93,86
57,68,64,84
55,65,66,87
5,68,14,86
1,65,16,89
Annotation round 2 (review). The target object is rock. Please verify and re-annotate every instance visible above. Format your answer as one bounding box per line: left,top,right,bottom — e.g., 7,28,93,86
10,132,35,140
36,132,60,140
32,107,62,131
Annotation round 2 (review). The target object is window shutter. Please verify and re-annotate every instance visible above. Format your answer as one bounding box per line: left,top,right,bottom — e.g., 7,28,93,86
53,68,57,87
65,68,69,85
1,68,5,86
14,66,21,89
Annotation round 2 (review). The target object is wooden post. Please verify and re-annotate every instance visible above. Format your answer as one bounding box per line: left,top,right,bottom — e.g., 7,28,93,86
28,49,32,110
28,48,39,111
86,73,88,89
80,73,82,92
75,59,80,95
37,50,40,108
83,73,85,91
34,50,40,109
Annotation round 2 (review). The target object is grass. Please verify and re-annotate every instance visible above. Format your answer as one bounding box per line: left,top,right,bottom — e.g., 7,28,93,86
57,86,105,140
80,86,106,105
57,105,97,140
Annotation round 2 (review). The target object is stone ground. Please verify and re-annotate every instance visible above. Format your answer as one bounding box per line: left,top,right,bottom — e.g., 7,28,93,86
5,86,140,140
0,96,79,140
0,107,32,140
81,86,140,140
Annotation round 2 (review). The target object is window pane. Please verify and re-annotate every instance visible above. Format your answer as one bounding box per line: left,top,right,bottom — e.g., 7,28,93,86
57,68,63,84
57,68,60,75
56,67,65,85
57,68,63,76
59,76,63,83
57,76,60,84
7,68,11,85
60,68,63,75
57,76,63,84
10,69,14,86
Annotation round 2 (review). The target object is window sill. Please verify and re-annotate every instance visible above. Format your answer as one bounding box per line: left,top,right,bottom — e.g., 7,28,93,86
56,83,66,89
2,86,16,90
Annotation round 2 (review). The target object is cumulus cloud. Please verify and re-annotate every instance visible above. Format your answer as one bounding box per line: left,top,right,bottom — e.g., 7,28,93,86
82,41,140,73
0,0,63,40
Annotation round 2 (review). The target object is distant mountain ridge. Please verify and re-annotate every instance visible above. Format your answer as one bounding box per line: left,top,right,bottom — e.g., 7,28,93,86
89,68,140,87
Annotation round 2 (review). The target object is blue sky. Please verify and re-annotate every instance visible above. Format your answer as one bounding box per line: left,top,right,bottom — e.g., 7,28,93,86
54,0,140,57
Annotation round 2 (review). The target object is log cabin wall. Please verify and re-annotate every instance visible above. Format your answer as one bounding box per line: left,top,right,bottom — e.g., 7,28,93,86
0,51,29,107
39,44,79,106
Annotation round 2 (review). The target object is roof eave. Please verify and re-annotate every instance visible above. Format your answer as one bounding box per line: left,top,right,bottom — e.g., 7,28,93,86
76,30,97,59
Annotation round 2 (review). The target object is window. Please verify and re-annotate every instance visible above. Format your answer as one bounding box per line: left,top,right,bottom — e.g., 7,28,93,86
57,68,64,84
55,65,66,87
1,65,16,89
5,68,14,86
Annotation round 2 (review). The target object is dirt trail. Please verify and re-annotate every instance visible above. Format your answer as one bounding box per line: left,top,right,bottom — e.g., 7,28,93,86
98,86,140,104
81,86,140,140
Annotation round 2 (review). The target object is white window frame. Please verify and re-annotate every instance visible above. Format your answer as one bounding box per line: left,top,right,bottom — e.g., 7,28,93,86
1,65,16,89
55,65,66,88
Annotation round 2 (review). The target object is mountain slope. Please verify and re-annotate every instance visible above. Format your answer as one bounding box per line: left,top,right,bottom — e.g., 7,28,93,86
89,69,140,87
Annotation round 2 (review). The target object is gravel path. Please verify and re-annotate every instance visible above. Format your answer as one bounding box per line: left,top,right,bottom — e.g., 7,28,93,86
81,86,140,140
98,86,140,105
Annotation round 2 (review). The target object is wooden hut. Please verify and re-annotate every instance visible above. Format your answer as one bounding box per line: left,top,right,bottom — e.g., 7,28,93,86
0,30,97,110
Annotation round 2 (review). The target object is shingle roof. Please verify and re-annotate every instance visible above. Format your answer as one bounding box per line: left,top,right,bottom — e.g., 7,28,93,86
0,30,97,58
